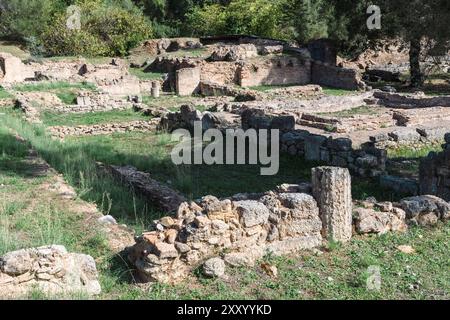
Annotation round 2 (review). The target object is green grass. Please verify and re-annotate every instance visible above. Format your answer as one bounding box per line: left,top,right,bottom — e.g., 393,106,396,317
248,84,297,92
41,109,150,127
1,111,449,300
40,56,113,65
129,68,165,81
0,114,163,231
55,92,77,105
318,105,378,118
99,221,450,300
13,81,96,93
0,86,12,100
142,94,199,109
322,87,358,96
0,41,30,60
387,144,443,159
163,48,208,59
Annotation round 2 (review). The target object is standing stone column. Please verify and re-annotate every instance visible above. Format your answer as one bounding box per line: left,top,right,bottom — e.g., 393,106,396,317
312,166,352,243
151,81,160,98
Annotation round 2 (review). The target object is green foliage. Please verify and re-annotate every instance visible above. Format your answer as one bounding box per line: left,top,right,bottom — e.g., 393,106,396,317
40,0,153,56
185,0,294,40
0,0,64,40
41,109,150,126
0,87,12,99
285,0,332,43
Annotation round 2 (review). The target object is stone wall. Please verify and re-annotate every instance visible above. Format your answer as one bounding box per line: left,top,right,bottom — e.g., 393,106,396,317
238,56,311,87
241,108,295,131
374,91,450,108
48,120,159,139
147,57,197,91
280,130,387,177
298,112,395,134
200,61,240,85
158,104,225,132
0,245,101,298
0,52,34,83
311,61,364,90
241,109,387,177
393,107,450,126
127,181,326,283
419,134,450,200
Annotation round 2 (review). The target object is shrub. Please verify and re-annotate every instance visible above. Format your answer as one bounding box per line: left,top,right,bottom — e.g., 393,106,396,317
41,1,153,57
185,0,294,40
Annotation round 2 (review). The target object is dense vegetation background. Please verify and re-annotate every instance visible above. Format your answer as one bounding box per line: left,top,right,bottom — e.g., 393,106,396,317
0,0,449,84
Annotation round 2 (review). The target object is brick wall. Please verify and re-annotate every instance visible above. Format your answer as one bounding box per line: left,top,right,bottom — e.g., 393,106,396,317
238,56,311,87
311,61,363,90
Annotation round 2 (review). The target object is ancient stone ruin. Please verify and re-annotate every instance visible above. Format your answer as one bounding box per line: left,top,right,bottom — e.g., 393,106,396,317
125,165,448,284
0,245,101,298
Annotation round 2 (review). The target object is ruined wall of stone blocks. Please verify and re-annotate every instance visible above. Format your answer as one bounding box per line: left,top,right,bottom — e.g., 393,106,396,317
419,134,450,201
238,56,311,87
373,91,450,108
176,67,201,96
311,61,363,90
48,120,159,139
0,52,34,83
240,109,387,178
128,189,324,283
146,57,198,91
200,61,240,85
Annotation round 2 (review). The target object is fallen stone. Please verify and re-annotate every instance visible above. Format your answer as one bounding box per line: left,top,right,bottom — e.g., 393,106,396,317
203,257,226,278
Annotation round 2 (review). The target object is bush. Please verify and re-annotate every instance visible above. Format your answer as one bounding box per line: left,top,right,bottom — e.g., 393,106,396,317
0,0,64,40
185,0,296,40
41,1,153,57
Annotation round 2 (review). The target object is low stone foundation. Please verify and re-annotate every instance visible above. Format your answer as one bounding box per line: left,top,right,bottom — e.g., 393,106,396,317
48,120,159,139
102,165,187,214
0,245,101,298
127,167,342,283
311,61,365,91
373,91,450,109
419,134,450,200
158,104,226,132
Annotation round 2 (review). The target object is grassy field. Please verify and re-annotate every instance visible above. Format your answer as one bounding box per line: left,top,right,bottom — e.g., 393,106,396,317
318,105,379,118
0,108,449,300
0,41,30,60
387,143,443,159
13,81,96,93
12,81,97,105
248,84,357,97
142,94,202,110
41,109,151,127
0,131,448,299
129,68,165,81
0,86,12,100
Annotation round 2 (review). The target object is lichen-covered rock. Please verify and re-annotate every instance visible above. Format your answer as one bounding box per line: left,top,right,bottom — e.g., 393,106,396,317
234,200,270,228
0,245,101,298
203,258,226,278
400,195,450,225
354,207,407,234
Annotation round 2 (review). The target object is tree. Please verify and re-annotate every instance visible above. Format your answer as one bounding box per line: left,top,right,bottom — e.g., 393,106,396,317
41,0,152,56
381,0,450,86
0,0,64,40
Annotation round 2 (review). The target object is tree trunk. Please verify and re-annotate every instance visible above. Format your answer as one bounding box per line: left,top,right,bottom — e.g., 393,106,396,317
409,38,423,87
